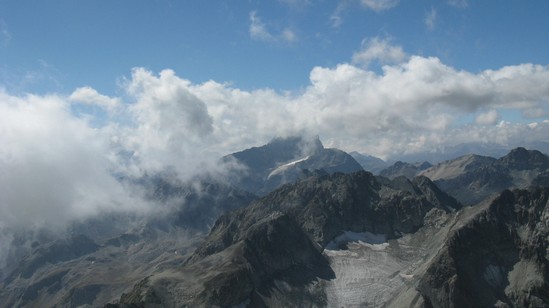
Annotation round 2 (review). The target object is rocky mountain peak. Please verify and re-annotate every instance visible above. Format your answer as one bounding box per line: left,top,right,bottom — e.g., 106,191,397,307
224,135,363,195
498,147,549,170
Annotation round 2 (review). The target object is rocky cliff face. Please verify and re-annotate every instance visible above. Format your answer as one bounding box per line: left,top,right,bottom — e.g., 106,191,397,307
416,188,549,307
111,171,461,307
110,177,549,308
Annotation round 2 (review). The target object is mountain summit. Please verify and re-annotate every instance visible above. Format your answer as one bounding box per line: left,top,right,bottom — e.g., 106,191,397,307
224,136,363,195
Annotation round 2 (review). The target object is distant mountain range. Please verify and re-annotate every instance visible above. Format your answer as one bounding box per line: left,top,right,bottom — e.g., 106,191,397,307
1,138,549,307
351,141,549,173
420,147,549,205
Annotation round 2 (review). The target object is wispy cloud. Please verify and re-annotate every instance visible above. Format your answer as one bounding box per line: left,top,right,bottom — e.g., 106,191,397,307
331,0,399,28
425,7,437,31
0,19,11,47
448,0,468,9
278,0,311,10
352,37,407,67
249,11,297,43
330,1,348,28
360,0,400,12
249,11,275,42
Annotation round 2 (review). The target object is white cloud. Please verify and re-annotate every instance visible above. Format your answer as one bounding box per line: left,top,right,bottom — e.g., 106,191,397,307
475,109,499,125
360,0,399,12
0,91,147,231
70,86,120,111
352,37,407,67
249,11,275,42
249,11,297,43
119,68,218,177
174,57,549,158
425,7,437,31
2,50,549,236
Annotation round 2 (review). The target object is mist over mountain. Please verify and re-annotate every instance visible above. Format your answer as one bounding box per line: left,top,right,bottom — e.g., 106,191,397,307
1,139,549,307
349,151,389,174
0,173,255,307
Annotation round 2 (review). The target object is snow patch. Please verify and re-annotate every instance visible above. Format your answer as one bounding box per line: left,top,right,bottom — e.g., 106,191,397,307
267,156,310,179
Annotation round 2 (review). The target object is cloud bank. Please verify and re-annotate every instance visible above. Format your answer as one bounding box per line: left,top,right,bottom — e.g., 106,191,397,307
1,41,549,234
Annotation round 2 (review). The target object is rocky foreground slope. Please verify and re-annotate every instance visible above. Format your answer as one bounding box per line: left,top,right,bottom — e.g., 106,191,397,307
108,171,461,307
0,179,255,307
109,173,549,308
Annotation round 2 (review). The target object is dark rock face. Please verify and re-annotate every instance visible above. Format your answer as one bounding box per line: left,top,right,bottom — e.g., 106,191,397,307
224,136,363,195
434,164,513,206
193,172,458,257
113,171,460,307
498,147,549,171
418,188,549,307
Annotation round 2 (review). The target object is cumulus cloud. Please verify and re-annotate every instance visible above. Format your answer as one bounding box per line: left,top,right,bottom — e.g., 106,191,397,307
2,47,549,237
119,68,217,177
249,11,297,43
151,56,549,159
69,86,120,111
352,37,407,67
0,91,146,231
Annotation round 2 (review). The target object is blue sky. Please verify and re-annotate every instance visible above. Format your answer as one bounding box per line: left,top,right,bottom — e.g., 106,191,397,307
1,0,548,94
